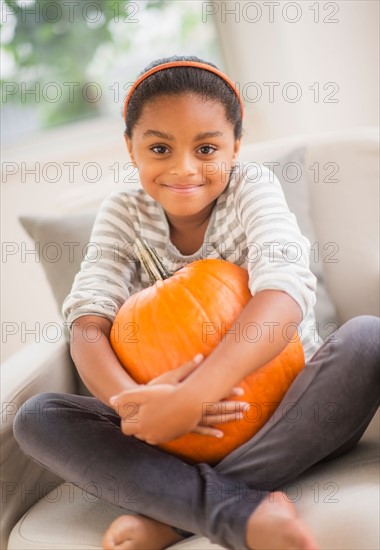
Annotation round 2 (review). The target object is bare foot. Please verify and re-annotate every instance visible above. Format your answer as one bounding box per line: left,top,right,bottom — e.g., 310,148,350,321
246,491,319,550
102,514,185,550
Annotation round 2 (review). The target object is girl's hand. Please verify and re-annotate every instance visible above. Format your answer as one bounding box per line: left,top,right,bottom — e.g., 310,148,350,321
110,355,248,443
191,385,247,438
146,353,205,386
109,382,201,444
147,354,248,439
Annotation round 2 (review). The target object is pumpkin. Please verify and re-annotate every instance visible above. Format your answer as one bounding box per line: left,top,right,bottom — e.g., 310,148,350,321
110,239,305,464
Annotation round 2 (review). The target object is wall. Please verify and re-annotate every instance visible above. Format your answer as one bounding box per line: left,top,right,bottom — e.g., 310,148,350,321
212,0,379,141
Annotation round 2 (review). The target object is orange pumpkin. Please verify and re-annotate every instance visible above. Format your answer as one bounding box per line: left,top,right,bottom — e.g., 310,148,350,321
110,240,304,464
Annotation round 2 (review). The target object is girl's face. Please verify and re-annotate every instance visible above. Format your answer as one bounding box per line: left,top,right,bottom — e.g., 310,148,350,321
125,93,241,227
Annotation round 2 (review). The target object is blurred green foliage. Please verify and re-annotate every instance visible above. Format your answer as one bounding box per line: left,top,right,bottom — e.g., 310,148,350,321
1,0,167,127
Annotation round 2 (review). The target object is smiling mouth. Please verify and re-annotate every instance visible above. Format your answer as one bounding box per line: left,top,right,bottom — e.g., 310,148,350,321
163,184,204,194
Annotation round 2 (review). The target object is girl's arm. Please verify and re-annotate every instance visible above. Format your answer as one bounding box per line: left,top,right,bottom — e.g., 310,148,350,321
63,193,141,405
181,288,303,404
70,315,138,406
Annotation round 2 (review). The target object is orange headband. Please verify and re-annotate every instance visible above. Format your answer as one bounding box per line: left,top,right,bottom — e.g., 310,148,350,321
123,60,244,121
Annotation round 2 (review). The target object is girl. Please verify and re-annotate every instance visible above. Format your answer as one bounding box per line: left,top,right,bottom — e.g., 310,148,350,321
14,55,379,550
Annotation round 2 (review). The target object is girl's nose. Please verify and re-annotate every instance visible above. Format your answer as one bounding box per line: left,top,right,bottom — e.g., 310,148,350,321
168,154,197,176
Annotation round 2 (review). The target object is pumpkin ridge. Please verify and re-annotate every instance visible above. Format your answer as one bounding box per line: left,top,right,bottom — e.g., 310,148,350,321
130,291,147,374
189,262,250,307
173,276,217,327
172,263,251,349
134,283,182,373
152,280,199,364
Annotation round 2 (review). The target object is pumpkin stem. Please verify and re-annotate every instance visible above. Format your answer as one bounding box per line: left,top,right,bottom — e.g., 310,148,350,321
134,237,171,284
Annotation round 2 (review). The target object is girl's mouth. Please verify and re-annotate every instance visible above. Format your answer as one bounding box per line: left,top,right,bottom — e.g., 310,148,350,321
163,185,204,194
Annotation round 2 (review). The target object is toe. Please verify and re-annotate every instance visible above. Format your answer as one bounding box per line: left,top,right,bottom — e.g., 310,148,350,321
102,515,134,549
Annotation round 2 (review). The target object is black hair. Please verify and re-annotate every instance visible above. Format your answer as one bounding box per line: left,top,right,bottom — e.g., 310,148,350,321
124,55,243,140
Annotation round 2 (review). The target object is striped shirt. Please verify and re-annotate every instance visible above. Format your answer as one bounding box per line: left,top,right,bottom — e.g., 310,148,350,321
62,163,323,362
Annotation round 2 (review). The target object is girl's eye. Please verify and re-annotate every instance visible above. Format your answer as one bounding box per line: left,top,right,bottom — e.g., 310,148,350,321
198,145,217,155
150,145,169,154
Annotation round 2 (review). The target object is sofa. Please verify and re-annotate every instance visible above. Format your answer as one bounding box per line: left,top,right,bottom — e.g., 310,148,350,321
1,126,379,550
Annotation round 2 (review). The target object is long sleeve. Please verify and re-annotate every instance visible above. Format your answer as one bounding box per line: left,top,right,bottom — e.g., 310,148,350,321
62,191,139,327
234,165,318,349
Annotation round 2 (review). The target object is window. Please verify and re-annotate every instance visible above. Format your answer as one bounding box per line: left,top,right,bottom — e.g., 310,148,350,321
1,0,223,143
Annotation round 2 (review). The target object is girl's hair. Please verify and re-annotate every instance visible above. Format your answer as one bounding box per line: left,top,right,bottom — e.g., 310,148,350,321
124,55,243,140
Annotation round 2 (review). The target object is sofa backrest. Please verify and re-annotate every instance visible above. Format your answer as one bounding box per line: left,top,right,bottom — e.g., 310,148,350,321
238,127,379,323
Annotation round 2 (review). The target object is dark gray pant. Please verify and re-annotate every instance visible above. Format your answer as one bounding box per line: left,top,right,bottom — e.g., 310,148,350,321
13,315,380,549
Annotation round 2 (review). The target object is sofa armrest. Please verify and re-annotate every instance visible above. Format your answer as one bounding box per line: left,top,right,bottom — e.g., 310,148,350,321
1,340,78,549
